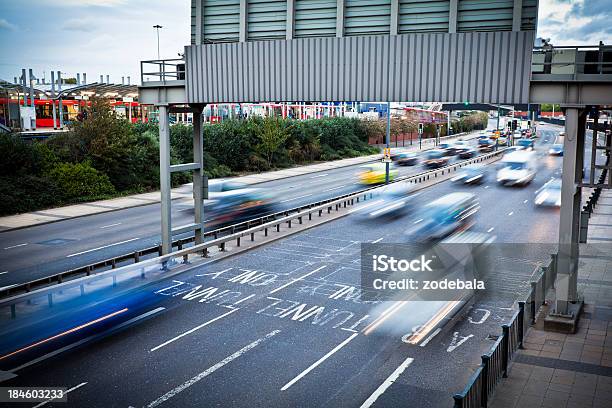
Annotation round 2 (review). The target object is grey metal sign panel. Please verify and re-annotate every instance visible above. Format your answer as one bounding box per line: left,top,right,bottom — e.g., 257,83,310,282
185,30,534,104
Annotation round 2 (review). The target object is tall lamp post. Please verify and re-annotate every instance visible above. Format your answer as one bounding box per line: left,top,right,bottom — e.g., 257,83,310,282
153,24,163,60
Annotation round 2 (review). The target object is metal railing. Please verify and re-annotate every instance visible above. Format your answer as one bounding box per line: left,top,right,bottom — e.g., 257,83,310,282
140,58,186,84
0,132,484,298
453,254,557,408
532,44,612,78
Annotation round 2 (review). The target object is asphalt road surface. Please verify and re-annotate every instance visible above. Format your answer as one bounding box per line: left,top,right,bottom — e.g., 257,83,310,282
0,122,584,408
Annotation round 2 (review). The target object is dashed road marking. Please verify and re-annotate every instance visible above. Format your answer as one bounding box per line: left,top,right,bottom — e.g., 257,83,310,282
3,243,28,250
66,238,140,257
359,356,414,408
281,332,358,391
146,330,281,408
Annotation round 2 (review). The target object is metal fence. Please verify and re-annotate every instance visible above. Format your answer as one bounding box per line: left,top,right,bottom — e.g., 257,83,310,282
453,254,557,408
0,132,487,298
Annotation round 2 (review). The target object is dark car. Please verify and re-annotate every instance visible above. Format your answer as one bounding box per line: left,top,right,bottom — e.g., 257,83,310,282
396,151,419,166
423,149,451,168
458,148,476,159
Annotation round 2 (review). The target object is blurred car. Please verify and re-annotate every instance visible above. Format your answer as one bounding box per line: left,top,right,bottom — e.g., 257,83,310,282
451,165,487,185
458,147,477,159
358,163,397,185
353,184,418,219
535,178,561,207
423,149,451,168
478,139,494,152
405,192,480,241
396,151,419,166
516,138,534,150
497,150,537,186
205,187,278,229
548,144,563,156
438,143,458,156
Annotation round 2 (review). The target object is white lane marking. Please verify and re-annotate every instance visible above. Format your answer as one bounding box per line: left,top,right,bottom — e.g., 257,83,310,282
280,193,313,203
66,237,140,257
150,308,239,352
372,237,384,244
359,356,414,408
419,328,442,347
3,243,28,250
269,265,328,294
32,382,88,408
508,211,514,216
147,330,281,408
523,199,529,204
310,173,328,178
323,185,347,192
281,332,359,391
487,227,495,233
100,222,122,229
13,307,166,373
0,271,7,275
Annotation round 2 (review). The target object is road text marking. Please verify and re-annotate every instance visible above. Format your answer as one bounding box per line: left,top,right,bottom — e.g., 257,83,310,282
147,330,281,408
281,333,358,391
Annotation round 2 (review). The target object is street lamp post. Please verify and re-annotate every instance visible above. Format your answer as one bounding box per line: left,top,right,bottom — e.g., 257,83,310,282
153,24,163,60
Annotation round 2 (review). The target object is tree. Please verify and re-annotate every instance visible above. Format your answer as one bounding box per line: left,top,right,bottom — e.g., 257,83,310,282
256,117,289,167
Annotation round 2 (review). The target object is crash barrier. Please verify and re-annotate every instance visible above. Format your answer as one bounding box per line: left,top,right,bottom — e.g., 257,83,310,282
580,157,609,242
453,254,557,408
1,146,504,299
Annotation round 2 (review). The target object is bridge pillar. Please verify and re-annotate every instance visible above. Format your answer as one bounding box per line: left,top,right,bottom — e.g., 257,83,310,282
192,105,205,245
554,107,586,316
158,104,172,255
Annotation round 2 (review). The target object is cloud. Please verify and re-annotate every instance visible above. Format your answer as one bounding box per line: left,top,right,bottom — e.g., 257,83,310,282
62,18,95,32
0,18,17,31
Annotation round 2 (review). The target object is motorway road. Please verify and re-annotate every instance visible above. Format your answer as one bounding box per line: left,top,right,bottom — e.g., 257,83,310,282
0,123,580,408
0,129,491,287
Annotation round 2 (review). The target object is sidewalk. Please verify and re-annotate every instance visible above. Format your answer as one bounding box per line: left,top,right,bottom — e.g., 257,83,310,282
490,190,612,408
0,131,479,231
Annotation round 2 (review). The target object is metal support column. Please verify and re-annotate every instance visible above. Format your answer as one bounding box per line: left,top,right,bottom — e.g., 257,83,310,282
385,102,391,184
159,105,172,254
192,105,205,245
555,107,586,314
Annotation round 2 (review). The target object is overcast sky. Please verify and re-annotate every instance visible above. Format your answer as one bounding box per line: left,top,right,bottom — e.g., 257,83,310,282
0,0,610,85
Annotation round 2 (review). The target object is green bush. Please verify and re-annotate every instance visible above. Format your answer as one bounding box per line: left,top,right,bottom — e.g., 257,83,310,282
48,162,116,200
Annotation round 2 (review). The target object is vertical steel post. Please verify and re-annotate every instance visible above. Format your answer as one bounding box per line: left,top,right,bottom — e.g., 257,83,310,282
385,102,391,184
57,71,64,129
192,105,205,245
51,71,57,129
555,108,586,314
159,105,172,254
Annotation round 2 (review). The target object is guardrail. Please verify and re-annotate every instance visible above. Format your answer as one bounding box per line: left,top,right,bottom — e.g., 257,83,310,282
453,254,557,408
140,58,185,84
581,156,609,242
0,131,485,298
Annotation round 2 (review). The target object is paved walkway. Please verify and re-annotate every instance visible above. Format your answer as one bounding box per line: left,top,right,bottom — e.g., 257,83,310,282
490,189,612,408
0,132,477,231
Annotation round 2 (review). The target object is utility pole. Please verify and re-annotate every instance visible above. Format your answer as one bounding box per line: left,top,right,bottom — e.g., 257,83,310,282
153,24,163,60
